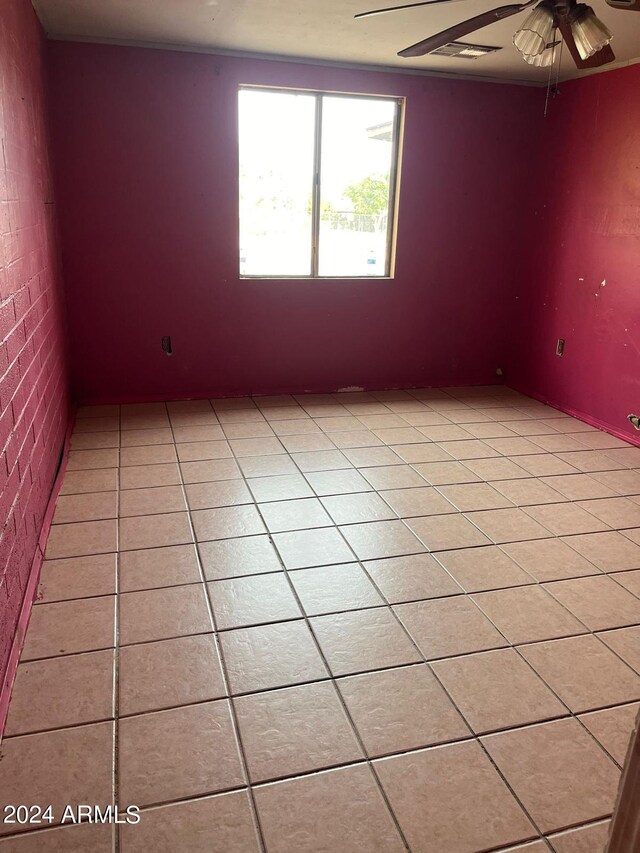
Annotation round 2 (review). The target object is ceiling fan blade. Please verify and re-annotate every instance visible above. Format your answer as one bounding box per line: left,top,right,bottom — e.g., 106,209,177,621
557,18,616,68
398,1,535,56
355,0,465,20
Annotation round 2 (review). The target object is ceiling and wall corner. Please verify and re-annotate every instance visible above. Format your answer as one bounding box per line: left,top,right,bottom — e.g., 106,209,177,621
31,0,640,85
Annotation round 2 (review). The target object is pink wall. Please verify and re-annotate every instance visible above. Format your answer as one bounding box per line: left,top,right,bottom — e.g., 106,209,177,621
0,3,69,686
47,42,543,403
509,64,640,443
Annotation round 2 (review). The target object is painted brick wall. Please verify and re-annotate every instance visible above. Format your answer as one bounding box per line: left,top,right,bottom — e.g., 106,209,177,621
0,2,69,686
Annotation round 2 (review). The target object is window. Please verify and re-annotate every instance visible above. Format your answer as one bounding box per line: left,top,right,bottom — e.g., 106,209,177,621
238,86,403,279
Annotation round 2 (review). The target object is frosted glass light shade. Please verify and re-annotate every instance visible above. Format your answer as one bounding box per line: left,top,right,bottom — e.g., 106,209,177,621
513,4,555,56
571,6,613,59
523,42,557,65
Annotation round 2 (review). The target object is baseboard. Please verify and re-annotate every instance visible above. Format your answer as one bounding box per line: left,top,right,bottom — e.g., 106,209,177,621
0,408,76,739
507,384,640,448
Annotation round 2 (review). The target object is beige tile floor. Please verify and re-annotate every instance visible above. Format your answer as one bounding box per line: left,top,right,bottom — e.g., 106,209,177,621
1,386,640,852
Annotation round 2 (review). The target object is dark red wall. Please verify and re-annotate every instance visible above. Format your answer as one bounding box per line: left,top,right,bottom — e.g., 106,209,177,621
47,42,543,403
509,65,640,443
0,2,69,684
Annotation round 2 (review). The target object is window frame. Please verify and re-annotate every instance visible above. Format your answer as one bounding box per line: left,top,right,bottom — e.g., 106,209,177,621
238,84,405,280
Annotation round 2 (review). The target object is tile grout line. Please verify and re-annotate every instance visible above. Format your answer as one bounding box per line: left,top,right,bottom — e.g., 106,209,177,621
165,401,270,853
217,431,417,851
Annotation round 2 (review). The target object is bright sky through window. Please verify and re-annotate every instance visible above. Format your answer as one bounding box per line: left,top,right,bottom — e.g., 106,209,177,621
238,87,402,278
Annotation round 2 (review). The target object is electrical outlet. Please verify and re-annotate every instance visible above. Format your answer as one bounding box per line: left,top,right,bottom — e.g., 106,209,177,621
556,338,565,357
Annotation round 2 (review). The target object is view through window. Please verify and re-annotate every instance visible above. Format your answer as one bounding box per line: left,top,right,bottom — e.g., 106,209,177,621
238,86,402,278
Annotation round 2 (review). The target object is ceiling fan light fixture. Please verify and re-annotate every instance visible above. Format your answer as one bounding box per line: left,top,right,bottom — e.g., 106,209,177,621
513,3,555,56
523,40,558,64
570,5,613,59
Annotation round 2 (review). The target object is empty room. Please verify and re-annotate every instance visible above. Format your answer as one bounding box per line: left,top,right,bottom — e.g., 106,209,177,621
1,0,639,850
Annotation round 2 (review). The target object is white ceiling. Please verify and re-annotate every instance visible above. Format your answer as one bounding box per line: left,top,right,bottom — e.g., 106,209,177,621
33,0,640,84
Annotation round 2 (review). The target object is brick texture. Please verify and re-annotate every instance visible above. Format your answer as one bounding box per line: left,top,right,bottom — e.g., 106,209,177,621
0,1,69,684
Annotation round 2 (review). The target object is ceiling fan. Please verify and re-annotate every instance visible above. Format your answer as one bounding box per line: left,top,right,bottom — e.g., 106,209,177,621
355,0,638,68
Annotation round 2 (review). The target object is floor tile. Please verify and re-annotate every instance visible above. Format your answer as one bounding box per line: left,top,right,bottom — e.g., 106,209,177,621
520,634,640,712
292,449,351,472
120,444,177,466
375,427,428,445
44,520,117,559
229,437,284,457
37,553,117,602
436,545,533,592
516,454,580,477
260,497,332,533
21,596,115,660
119,584,212,644
374,740,536,853
577,496,640,529
462,457,530,481
362,464,428,490
273,527,354,569
338,664,469,756
247,472,314,502
119,634,226,715
311,607,422,675
199,535,283,580
254,764,405,853
184,479,253,510
119,485,187,517
191,505,265,541
340,520,426,560
119,701,244,806
234,682,363,782
579,702,639,765
119,512,192,551
180,458,242,483
555,451,626,473
418,424,473,441
591,469,640,496
278,433,334,453
220,620,328,694
118,543,200,591
562,531,640,571
175,440,233,462
482,718,619,833
412,460,482,485
119,791,261,853
380,486,455,517
484,437,546,456
364,553,462,603
0,723,114,836
406,513,491,550
472,585,586,644
59,468,119,495
0,822,114,851
52,491,117,524
547,820,611,853
502,538,599,582
491,477,566,506
5,650,115,735
208,573,301,629
611,567,640,596
305,468,373,496
342,446,403,467
437,439,500,460
120,462,181,489
322,491,397,524
524,503,610,536
543,575,640,630
464,507,552,543
326,429,384,448
66,448,119,470
395,596,508,659
436,482,513,511
540,474,618,501
291,563,384,615
596,626,640,673
432,648,566,734
172,424,226,442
